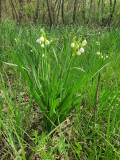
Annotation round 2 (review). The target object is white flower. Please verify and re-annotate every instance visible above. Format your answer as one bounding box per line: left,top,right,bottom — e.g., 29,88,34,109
101,56,103,58
82,40,87,46
96,42,100,45
36,36,44,44
15,38,17,42
36,38,41,43
80,47,84,53
71,43,75,48
45,40,50,45
96,52,100,55
106,55,108,58
76,51,81,55
42,54,45,57
41,29,43,32
41,44,45,48
40,36,44,42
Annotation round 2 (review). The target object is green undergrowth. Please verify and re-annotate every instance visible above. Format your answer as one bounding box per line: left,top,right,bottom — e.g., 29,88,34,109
0,21,120,159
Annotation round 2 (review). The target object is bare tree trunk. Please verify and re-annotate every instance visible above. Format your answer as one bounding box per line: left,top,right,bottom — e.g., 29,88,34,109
51,0,57,25
3,0,9,20
67,0,69,13
109,0,116,22
101,0,104,22
61,0,65,24
82,0,85,22
46,0,53,29
57,1,61,24
10,0,18,21
19,0,24,22
73,0,77,24
0,0,1,57
0,0,1,22
35,0,40,22
90,0,93,23
42,1,45,23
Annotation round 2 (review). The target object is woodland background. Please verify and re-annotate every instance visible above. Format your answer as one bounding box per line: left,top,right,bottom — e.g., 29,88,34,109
0,0,119,28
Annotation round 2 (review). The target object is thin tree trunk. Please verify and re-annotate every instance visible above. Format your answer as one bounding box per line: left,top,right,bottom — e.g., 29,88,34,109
61,0,65,24
57,1,61,24
42,2,45,23
67,0,69,13
73,0,77,24
101,0,104,22
19,0,24,22
0,0,1,57
109,0,116,22
90,0,93,23
35,0,39,22
51,0,57,25
46,0,53,29
10,0,18,21
107,0,116,29
0,0,1,22
97,0,101,24
82,0,85,22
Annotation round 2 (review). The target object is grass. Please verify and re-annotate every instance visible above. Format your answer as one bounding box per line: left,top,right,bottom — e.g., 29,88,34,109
0,20,120,159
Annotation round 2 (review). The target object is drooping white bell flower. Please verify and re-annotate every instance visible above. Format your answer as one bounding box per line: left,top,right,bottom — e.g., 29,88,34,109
80,47,84,53
41,29,43,32
96,52,100,55
82,40,87,46
36,38,41,43
76,51,81,55
41,44,45,48
71,43,75,48
39,36,44,42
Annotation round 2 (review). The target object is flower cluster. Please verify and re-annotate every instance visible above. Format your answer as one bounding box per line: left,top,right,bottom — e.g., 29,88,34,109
96,52,109,59
96,52,100,55
96,41,100,45
71,37,87,56
36,29,50,48
95,41,108,59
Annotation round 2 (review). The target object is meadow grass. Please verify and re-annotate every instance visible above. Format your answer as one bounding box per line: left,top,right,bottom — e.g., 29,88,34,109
0,20,120,159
